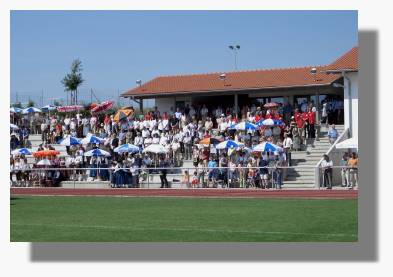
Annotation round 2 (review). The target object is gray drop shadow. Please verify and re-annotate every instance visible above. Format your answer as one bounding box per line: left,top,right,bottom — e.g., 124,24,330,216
28,30,378,262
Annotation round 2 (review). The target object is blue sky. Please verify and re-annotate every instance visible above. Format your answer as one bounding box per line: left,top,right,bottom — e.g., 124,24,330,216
11,10,357,106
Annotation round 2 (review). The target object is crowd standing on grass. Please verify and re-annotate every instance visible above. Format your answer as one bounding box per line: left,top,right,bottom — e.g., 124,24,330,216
10,97,355,188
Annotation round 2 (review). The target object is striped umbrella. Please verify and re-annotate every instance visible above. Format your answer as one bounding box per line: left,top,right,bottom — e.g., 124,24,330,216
215,140,244,150
256,118,284,127
80,135,105,145
91,100,114,114
114,143,140,154
22,107,41,114
233,121,258,131
84,148,111,157
11,148,33,155
58,136,81,146
113,108,133,122
252,142,283,153
10,107,22,113
57,105,84,113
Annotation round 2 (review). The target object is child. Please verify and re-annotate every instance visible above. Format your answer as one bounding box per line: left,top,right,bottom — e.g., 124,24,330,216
191,170,199,188
183,170,190,188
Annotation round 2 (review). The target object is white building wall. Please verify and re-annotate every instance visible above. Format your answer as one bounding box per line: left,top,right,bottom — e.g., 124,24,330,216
155,98,175,113
343,72,358,137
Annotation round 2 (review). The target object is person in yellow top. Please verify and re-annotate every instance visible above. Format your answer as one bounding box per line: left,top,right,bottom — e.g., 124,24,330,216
347,152,359,189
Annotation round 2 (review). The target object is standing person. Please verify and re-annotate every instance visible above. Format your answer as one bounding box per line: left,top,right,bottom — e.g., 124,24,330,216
328,124,339,145
307,107,316,139
347,152,359,189
320,154,333,189
340,152,349,187
321,101,328,129
273,152,283,189
182,170,190,188
294,109,305,147
282,133,293,166
159,156,169,188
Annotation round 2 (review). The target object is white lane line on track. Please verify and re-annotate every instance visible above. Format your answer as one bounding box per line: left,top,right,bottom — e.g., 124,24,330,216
11,223,357,238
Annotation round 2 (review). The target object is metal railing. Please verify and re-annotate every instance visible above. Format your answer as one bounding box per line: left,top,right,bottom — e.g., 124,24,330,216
9,165,358,189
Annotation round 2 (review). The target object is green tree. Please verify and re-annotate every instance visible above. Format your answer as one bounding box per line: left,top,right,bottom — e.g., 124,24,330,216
61,59,84,105
13,102,22,108
27,99,35,108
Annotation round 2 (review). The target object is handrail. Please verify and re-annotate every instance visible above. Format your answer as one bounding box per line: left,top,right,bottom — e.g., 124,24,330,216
316,127,349,168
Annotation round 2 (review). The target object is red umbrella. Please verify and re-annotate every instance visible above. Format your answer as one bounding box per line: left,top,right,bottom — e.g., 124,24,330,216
91,100,114,115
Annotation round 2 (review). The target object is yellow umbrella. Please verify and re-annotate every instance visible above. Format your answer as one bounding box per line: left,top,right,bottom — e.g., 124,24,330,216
113,108,134,122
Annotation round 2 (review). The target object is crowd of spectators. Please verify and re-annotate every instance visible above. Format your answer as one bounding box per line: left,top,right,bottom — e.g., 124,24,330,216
10,97,347,188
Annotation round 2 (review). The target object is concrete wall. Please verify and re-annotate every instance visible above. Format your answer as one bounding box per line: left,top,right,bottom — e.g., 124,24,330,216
155,98,175,113
344,72,358,137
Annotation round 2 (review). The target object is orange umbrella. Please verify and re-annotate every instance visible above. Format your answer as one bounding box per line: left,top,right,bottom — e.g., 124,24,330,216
113,108,134,122
199,137,222,145
33,150,60,158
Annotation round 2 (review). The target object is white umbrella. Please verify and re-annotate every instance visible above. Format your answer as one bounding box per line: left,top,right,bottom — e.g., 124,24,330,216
335,137,358,149
143,144,168,154
37,159,52,166
10,123,19,130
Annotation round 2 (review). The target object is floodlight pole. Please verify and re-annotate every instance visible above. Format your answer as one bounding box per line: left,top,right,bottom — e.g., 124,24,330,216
228,45,240,71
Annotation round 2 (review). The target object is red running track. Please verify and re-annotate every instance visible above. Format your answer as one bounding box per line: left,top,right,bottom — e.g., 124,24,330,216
10,187,358,199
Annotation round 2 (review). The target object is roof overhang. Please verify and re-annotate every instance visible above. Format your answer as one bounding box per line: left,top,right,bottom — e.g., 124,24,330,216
122,80,339,99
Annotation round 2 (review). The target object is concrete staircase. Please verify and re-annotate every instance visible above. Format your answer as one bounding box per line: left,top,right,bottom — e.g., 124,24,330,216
26,134,69,164
284,124,345,188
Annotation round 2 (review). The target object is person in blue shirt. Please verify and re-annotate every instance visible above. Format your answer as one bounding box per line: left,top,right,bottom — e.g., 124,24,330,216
328,124,339,144
207,157,218,187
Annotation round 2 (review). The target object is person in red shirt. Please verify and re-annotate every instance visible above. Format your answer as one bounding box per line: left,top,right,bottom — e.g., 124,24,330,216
294,108,305,145
307,107,316,138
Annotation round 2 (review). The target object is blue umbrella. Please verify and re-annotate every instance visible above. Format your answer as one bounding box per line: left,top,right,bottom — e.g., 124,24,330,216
10,107,22,113
80,135,105,145
253,142,283,153
215,140,244,150
11,148,33,155
233,121,258,131
58,136,81,146
256,119,284,127
114,143,140,154
84,148,111,157
22,107,42,114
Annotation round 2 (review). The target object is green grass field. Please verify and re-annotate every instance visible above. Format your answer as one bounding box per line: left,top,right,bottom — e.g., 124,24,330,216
10,196,358,242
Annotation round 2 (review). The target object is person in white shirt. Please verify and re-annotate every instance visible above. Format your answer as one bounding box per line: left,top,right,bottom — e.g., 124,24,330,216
219,119,228,135
144,135,153,148
171,139,181,166
320,154,333,189
152,134,160,144
175,108,182,120
134,133,143,151
141,127,150,139
189,106,196,118
201,105,208,120
282,133,293,166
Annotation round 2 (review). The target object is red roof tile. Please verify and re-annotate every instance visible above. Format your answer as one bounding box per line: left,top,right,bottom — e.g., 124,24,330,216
325,47,358,72
122,47,358,97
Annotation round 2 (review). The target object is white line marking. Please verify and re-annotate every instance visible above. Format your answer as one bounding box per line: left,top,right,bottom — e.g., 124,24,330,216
11,223,357,238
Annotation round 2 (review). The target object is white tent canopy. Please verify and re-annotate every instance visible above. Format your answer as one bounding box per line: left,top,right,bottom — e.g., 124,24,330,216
335,137,358,149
